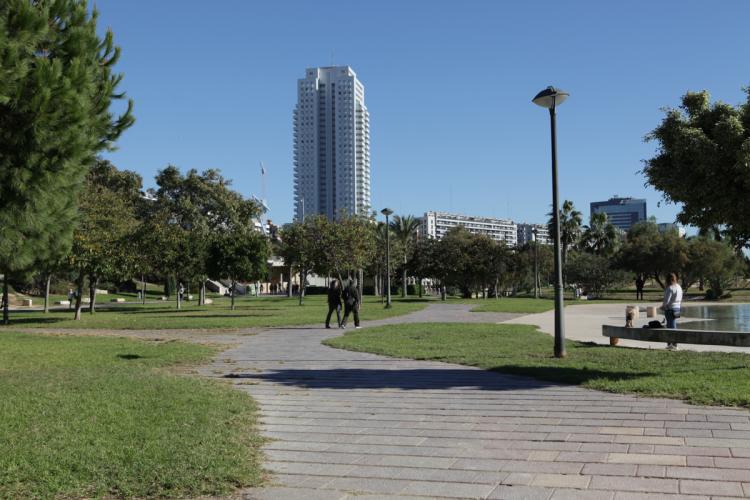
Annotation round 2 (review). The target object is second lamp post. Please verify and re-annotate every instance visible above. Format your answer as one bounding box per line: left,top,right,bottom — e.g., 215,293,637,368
381,207,394,309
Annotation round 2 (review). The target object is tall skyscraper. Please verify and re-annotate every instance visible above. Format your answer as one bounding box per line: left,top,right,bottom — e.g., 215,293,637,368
293,66,371,220
590,196,647,231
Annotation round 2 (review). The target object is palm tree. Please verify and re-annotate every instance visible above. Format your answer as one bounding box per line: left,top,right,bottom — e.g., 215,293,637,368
580,212,620,256
548,200,583,268
390,215,421,297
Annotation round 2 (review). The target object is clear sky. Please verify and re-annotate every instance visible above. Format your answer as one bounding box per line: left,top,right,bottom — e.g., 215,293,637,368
95,0,750,228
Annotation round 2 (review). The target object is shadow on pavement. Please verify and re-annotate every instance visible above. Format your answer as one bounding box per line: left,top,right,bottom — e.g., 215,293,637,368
224,366,651,391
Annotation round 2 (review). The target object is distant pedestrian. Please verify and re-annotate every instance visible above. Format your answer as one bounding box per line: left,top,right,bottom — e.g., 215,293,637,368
635,275,645,300
663,272,683,350
325,279,342,329
67,289,74,309
178,283,185,301
341,279,360,329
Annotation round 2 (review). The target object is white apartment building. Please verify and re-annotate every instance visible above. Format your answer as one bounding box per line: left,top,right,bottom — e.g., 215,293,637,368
517,223,552,246
420,211,517,246
293,66,371,220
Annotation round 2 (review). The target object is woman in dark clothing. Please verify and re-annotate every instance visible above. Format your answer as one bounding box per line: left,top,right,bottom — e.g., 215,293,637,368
325,279,342,329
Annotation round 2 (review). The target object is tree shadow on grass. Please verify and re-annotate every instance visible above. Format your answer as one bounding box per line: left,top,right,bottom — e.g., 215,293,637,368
225,366,652,391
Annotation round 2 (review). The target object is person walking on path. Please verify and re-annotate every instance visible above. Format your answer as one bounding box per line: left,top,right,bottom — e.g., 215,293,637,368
325,279,342,329
662,272,683,350
635,275,645,300
341,278,360,329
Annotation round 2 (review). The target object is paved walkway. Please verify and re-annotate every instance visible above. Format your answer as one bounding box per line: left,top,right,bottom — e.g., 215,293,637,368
200,303,750,499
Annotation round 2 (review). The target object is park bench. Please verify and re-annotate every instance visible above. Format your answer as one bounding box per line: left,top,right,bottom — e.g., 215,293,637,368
602,324,750,347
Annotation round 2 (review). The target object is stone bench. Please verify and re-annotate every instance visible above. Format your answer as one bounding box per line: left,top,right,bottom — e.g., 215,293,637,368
602,324,750,347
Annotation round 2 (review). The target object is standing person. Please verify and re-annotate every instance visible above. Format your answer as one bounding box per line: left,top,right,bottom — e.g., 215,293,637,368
662,272,683,350
67,288,74,309
341,278,360,329
635,275,645,300
325,279,342,329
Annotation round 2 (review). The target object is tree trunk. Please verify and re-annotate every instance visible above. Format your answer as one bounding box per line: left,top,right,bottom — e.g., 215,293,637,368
141,274,147,305
418,277,423,298
287,266,293,297
176,276,181,310
298,270,306,305
2,274,9,325
89,276,98,314
74,271,84,320
44,274,51,313
230,279,236,310
200,281,206,305
402,264,407,298
494,278,499,300
358,269,363,305
441,284,446,301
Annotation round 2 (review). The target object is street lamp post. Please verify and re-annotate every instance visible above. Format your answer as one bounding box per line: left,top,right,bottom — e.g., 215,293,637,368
381,208,394,309
532,227,539,300
533,86,569,358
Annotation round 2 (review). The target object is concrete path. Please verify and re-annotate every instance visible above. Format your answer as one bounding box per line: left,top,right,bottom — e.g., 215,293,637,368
505,302,750,353
200,303,750,499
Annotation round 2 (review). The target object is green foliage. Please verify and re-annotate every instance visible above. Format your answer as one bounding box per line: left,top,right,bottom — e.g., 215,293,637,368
579,212,621,256
566,251,627,297
682,237,744,296
617,221,688,288
0,1,133,322
326,322,750,407
0,332,262,497
644,88,750,247
548,200,582,267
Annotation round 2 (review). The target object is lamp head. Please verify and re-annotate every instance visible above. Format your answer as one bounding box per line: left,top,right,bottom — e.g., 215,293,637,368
532,86,569,109
381,208,393,217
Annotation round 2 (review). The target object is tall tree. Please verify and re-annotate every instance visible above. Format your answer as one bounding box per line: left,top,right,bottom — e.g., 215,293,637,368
390,215,421,297
617,221,688,289
0,1,133,323
579,212,620,256
69,160,141,319
643,88,750,248
278,216,328,305
547,200,583,270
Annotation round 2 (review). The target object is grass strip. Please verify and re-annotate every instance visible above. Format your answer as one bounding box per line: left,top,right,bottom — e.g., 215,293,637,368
324,322,750,407
0,332,263,498
1,295,428,330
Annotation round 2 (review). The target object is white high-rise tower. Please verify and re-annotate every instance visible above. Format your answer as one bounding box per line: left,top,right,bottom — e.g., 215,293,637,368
293,66,371,220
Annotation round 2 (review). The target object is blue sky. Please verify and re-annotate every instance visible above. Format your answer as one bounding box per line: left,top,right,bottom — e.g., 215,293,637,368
96,0,750,227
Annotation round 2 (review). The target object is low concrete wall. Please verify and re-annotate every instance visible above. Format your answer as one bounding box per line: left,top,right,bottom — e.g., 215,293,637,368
602,325,750,347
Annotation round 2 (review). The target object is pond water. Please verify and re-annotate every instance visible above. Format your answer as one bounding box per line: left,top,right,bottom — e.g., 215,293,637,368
679,304,750,332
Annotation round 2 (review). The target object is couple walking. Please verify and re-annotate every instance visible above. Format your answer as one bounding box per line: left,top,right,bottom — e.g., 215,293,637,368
325,278,360,329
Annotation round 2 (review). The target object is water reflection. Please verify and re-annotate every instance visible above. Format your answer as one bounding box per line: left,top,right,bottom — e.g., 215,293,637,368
680,304,750,332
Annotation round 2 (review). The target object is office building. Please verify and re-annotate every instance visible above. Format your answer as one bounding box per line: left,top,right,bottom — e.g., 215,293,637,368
293,66,371,220
590,196,647,231
420,211,517,246
517,223,552,246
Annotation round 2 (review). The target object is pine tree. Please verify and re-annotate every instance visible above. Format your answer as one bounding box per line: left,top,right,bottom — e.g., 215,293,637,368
0,1,133,323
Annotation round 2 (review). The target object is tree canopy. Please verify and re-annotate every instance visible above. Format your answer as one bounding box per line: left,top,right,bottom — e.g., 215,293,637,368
643,88,750,248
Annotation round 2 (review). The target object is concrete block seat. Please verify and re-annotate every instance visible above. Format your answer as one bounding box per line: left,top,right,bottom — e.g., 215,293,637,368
603,324,750,347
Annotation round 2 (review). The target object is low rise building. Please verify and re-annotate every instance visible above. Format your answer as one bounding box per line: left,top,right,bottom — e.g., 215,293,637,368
657,222,686,238
517,223,552,246
420,211,517,246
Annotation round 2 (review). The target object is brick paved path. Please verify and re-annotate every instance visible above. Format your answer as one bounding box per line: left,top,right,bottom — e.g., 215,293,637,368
201,303,750,499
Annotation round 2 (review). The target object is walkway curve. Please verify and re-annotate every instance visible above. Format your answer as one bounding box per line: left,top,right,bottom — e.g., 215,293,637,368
200,303,750,499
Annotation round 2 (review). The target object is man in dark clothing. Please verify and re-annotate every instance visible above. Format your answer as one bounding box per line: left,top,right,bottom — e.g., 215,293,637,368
635,275,645,300
341,279,360,329
325,279,342,329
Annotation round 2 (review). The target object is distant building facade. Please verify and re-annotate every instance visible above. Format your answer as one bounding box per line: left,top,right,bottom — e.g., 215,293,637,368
590,196,647,231
420,211,517,246
517,223,552,246
657,222,686,238
293,66,371,220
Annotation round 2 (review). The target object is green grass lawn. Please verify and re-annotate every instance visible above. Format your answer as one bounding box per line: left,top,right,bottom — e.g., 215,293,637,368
324,322,750,407
2,295,429,330
0,332,262,498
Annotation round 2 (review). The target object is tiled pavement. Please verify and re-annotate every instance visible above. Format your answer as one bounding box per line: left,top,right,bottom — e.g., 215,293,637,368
200,304,750,499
